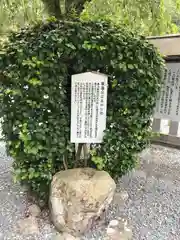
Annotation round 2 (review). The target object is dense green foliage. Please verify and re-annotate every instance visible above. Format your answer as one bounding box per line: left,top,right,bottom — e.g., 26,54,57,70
0,19,163,198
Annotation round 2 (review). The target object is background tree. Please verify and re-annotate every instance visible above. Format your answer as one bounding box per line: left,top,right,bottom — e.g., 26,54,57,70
0,0,90,37
82,0,180,35
167,0,180,29
41,0,91,18
0,0,47,36
1,0,180,37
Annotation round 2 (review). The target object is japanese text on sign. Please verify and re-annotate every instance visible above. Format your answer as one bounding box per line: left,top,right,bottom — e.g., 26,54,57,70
71,72,108,143
154,62,180,121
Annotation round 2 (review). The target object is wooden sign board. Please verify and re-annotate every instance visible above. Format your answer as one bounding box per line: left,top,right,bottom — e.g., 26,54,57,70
71,72,108,143
154,62,180,121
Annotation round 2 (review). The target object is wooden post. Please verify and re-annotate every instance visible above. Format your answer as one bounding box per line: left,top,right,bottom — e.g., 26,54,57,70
83,144,89,167
152,118,161,132
169,121,179,136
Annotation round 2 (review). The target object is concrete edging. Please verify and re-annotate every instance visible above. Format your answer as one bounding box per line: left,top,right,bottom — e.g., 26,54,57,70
152,134,180,149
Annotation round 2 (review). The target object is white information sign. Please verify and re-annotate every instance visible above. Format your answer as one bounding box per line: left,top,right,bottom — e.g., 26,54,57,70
71,72,108,143
154,62,180,121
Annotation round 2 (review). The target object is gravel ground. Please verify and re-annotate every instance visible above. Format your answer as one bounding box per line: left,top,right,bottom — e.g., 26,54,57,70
1,141,180,240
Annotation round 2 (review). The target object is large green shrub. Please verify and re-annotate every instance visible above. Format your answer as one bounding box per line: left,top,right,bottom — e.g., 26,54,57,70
0,18,163,198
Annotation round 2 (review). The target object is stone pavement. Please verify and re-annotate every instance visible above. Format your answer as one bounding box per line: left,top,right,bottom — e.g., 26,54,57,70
0,141,180,239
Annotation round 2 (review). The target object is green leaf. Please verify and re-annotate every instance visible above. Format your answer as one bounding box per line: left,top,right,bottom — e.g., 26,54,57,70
128,64,134,69
65,43,76,50
28,78,42,86
112,79,117,89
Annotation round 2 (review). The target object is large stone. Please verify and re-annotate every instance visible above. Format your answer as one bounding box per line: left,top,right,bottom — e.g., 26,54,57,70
49,168,116,236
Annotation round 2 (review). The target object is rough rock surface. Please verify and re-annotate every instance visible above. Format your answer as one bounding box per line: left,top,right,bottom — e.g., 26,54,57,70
17,216,39,235
112,191,129,205
49,168,116,236
54,232,80,240
29,204,41,217
106,218,132,240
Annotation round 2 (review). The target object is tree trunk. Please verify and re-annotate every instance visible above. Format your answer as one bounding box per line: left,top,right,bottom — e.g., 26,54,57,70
65,0,91,15
42,0,62,18
42,0,91,18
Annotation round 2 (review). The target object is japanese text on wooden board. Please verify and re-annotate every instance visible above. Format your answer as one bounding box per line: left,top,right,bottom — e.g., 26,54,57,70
154,62,180,121
71,72,108,143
